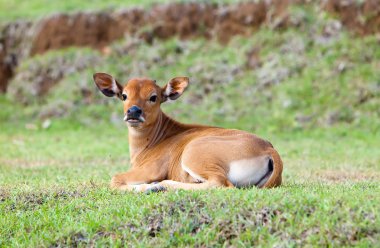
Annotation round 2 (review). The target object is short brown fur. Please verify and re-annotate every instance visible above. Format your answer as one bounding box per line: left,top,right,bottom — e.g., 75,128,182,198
93,73,283,192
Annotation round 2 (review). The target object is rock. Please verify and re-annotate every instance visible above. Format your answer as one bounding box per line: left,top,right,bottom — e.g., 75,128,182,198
42,119,52,129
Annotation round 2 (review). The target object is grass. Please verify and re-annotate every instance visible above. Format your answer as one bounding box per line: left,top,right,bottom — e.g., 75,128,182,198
0,0,165,22
1,2,380,247
0,121,379,246
9,30,380,132
0,0,242,22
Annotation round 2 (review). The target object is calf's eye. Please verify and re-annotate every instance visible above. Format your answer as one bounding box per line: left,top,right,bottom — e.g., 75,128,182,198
149,95,157,102
122,94,127,101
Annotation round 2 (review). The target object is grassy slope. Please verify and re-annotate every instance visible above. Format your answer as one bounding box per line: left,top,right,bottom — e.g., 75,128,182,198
0,0,240,22
0,0,166,22
1,3,380,247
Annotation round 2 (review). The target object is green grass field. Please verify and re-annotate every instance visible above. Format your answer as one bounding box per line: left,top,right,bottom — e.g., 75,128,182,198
1,1,380,247
0,122,379,246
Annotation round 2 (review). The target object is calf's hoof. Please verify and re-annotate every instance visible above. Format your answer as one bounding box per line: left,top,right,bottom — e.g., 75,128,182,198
145,184,167,194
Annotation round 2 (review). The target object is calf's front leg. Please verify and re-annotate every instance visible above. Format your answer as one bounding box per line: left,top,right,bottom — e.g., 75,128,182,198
110,168,165,191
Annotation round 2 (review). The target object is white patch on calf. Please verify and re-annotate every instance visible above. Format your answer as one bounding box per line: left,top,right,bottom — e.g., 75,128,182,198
161,180,179,185
112,78,120,93
165,84,173,96
228,156,270,187
181,163,206,183
182,163,206,183
132,185,141,191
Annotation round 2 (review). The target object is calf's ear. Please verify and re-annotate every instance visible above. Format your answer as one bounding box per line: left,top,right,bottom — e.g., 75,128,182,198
162,77,189,102
93,73,123,99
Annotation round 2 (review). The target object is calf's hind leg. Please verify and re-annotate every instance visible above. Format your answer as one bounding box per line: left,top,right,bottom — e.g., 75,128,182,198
146,178,233,192
146,148,234,192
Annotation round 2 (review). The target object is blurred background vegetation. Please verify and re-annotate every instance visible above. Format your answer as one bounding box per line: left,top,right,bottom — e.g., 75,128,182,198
1,0,379,135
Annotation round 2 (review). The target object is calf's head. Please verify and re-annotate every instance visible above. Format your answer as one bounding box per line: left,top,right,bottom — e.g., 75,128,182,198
93,73,189,128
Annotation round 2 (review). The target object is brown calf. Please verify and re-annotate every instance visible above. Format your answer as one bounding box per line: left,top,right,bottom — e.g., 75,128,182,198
93,73,283,192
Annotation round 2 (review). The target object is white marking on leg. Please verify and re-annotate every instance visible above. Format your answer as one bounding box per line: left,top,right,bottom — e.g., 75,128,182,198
182,163,206,183
161,180,179,185
228,156,271,188
128,181,146,185
132,185,141,191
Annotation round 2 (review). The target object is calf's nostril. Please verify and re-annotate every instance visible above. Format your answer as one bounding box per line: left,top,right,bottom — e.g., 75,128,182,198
127,106,142,116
